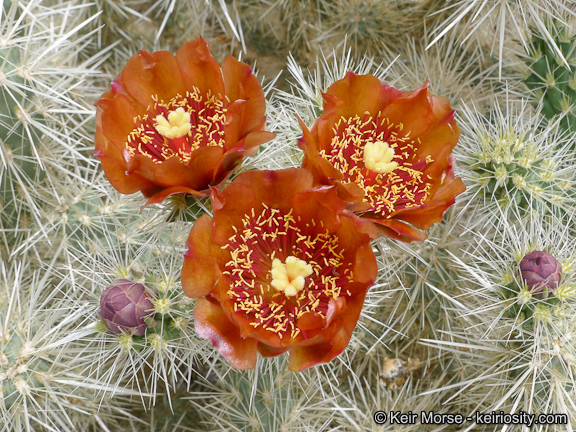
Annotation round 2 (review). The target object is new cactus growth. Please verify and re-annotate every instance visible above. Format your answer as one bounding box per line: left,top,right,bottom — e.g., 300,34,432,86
524,21,576,135
456,97,576,220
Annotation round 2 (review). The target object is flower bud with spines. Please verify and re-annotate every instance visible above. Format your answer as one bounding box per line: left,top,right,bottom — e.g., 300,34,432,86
519,250,563,298
100,279,158,337
0,257,137,431
64,215,212,408
419,210,576,425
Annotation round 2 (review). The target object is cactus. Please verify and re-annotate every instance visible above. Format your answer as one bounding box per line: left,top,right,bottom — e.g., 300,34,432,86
382,210,471,342
189,357,331,431
456,97,576,221
0,257,139,431
4,0,576,430
238,0,323,57
524,20,576,134
322,0,419,53
330,344,453,432
426,0,574,77
425,210,576,424
0,1,44,250
380,32,501,110
0,0,100,256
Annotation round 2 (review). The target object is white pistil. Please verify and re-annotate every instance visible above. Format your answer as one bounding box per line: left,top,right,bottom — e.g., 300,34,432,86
270,256,313,297
364,140,398,174
154,107,191,139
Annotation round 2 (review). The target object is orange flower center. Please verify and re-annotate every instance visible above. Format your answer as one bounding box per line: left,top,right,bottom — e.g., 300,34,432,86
125,87,227,165
223,205,353,340
319,113,434,217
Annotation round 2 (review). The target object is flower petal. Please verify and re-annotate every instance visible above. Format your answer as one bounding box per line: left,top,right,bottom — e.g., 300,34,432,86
152,146,224,190
257,343,289,358
395,168,466,230
225,168,314,211
365,217,429,242
315,76,405,151
243,130,276,152
380,81,434,138
182,214,229,298
298,117,344,184
289,277,371,373
291,186,345,233
222,56,267,134
324,72,399,120
143,185,207,208
95,131,157,195
325,297,346,327
194,297,258,370
210,183,258,245
337,214,378,283
125,154,159,182
288,325,350,372
121,49,187,109
297,311,326,331
223,99,246,150
96,94,138,150
414,119,460,166
175,37,225,98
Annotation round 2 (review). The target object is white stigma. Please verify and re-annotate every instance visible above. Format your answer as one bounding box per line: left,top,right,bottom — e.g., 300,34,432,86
155,107,191,139
364,140,398,174
270,256,313,297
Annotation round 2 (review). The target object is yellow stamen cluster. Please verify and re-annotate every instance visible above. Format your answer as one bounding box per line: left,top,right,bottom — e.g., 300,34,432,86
270,256,313,297
364,140,398,174
154,107,191,139
222,205,353,339
126,87,227,165
320,114,433,217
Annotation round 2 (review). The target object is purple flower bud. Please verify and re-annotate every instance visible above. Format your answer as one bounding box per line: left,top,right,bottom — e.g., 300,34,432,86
519,250,562,297
100,279,158,336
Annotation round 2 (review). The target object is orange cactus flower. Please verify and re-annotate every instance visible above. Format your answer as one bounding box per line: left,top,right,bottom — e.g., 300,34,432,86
181,168,377,372
94,37,274,206
298,73,466,242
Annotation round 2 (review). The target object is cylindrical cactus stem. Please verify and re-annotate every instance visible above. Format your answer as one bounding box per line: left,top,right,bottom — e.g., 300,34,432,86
524,20,576,136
